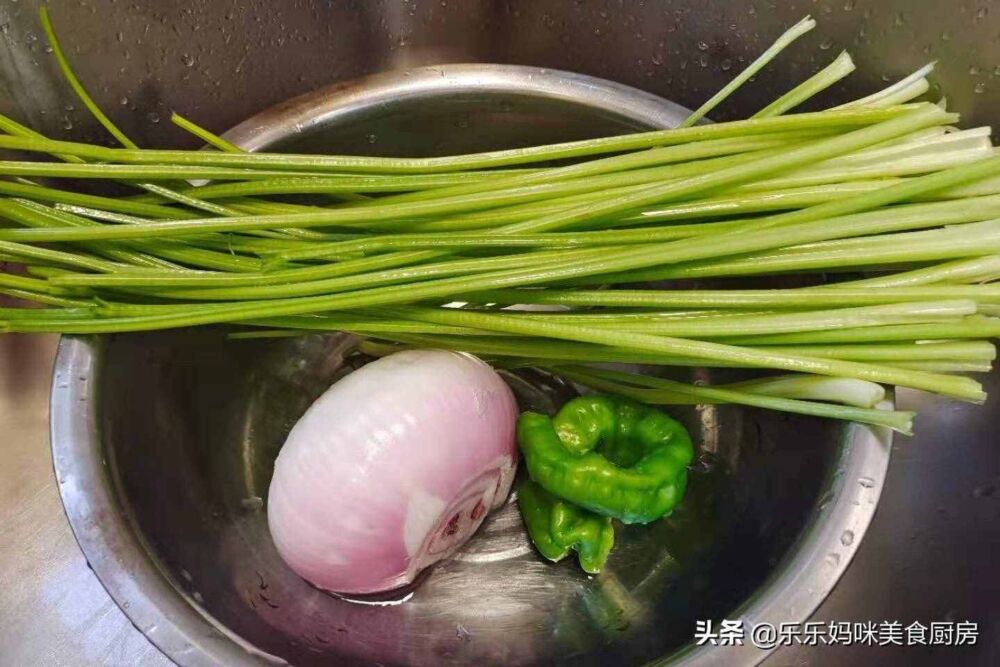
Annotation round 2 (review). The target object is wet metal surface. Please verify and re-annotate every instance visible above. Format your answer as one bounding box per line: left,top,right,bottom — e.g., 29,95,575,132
3,1,1000,147
0,332,171,667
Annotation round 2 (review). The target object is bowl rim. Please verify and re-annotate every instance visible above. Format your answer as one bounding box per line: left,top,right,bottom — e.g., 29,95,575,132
49,64,892,667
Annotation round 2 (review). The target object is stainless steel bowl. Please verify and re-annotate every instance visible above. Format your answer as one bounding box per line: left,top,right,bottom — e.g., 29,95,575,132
50,65,891,667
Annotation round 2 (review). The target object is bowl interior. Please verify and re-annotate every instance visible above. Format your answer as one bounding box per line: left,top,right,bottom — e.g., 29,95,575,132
95,86,841,666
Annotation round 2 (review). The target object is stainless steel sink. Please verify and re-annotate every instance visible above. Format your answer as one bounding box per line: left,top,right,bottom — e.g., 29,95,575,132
50,65,892,667
0,1,993,665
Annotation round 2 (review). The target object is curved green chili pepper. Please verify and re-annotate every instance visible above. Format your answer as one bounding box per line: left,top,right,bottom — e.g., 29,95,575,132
518,394,694,524
518,477,614,574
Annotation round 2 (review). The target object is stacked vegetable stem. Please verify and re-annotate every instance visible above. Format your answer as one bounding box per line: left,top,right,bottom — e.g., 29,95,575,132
2,10,998,434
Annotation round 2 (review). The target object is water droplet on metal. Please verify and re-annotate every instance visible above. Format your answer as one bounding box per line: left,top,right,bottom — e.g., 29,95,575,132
841,530,855,546
147,111,161,124
977,6,989,19
182,53,195,67
365,133,377,144
843,0,856,10
241,496,264,511
974,82,986,94
940,31,951,41
697,40,709,51
819,38,833,50
698,54,708,68
970,65,982,75
825,553,841,567
720,59,732,71
816,490,834,511
972,481,996,497
858,476,875,488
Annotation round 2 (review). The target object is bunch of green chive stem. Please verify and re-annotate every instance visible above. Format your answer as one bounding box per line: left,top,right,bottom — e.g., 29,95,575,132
3,10,1000,435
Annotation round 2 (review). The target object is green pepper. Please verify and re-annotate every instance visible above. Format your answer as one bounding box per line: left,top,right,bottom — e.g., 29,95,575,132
518,394,694,524
517,477,614,574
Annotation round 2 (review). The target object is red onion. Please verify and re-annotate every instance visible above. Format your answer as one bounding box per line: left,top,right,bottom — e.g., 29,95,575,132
267,349,519,595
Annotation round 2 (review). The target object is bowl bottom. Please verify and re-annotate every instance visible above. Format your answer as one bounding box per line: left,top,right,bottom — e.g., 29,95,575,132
99,330,836,666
